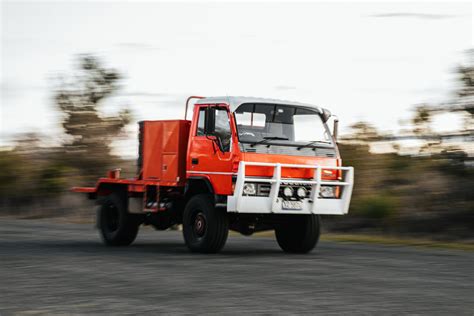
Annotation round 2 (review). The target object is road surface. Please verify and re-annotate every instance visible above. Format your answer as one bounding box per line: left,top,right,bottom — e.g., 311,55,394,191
1,218,473,315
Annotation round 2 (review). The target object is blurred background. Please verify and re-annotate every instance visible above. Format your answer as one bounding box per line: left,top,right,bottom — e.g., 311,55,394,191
1,2,473,241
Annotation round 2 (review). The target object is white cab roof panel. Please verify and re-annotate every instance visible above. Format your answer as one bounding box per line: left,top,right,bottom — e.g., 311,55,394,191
195,96,324,113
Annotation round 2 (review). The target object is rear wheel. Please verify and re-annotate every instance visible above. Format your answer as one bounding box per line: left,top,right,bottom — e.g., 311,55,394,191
275,215,320,253
98,193,142,246
183,194,228,253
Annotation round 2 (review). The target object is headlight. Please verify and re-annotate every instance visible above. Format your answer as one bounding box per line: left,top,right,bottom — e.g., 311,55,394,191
296,187,307,198
319,186,336,198
243,183,256,195
282,186,294,197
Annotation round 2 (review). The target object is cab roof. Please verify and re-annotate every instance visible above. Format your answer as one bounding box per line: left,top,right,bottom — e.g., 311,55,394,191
195,96,325,114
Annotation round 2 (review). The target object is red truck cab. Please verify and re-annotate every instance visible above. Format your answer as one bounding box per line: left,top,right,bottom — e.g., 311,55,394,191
74,96,354,253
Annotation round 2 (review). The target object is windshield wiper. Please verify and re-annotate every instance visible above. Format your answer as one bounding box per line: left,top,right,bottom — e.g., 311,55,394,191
250,136,289,147
297,140,331,150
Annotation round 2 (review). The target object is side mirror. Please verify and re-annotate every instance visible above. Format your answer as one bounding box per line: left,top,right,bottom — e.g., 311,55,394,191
321,109,331,123
333,117,339,142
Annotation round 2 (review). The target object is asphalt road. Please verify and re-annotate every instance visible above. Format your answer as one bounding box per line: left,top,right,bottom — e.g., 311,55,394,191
1,218,473,315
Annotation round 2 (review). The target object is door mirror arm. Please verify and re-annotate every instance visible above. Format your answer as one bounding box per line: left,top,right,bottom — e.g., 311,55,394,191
214,136,225,153
206,134,224,153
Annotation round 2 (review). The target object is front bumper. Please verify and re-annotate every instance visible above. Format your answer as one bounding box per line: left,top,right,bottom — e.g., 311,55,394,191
227,161,354,215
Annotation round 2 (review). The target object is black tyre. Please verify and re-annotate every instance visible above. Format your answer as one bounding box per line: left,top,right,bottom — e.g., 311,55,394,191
275,215,320,253
98,193,142,246
183,194,229,253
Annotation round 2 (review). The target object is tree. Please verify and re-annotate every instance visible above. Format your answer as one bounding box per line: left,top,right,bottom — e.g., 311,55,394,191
457,50,474,131
347,121,380,142
54,55,131,180
412,104,432,136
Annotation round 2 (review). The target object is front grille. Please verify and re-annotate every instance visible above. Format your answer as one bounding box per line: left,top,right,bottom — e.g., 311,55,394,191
257,183,271,196
240,143,337,158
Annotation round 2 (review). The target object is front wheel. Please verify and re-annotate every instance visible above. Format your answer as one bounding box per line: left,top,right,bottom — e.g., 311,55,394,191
97,193,142,246
275,215,320,253
182,194,229,253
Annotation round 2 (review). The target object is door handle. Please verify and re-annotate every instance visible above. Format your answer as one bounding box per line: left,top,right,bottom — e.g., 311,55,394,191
191,158,199,165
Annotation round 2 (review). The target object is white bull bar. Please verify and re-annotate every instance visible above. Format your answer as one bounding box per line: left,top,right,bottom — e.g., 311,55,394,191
227,161,354,215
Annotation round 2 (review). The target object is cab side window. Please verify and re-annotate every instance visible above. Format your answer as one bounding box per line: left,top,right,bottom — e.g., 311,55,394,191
196,108,206,136
196,106,232,152
213,108,232,152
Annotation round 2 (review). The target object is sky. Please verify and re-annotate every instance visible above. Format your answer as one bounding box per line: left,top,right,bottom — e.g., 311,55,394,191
1,1,472,156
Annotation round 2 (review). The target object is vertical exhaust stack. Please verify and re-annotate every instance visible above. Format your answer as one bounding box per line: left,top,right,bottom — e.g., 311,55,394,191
184,96,205,119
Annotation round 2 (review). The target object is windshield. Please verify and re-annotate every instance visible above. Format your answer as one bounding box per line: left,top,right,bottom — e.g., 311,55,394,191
234,103,333,148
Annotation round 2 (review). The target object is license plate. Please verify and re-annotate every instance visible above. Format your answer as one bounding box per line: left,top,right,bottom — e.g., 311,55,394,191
282,200,303,210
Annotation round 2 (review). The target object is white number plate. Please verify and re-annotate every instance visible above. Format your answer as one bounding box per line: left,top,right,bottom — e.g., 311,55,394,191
282,200,303,210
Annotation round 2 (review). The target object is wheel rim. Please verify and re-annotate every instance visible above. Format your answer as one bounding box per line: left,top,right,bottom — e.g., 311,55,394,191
193,212,207,238
104,203,120,232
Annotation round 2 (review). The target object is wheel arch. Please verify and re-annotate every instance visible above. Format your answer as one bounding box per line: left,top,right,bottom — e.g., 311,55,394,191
185,176,215,200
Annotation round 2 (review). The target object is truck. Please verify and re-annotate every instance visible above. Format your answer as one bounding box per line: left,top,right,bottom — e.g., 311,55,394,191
73,96,354,253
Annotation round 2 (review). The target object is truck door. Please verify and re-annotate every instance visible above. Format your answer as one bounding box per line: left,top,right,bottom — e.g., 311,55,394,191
187,105,234,195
